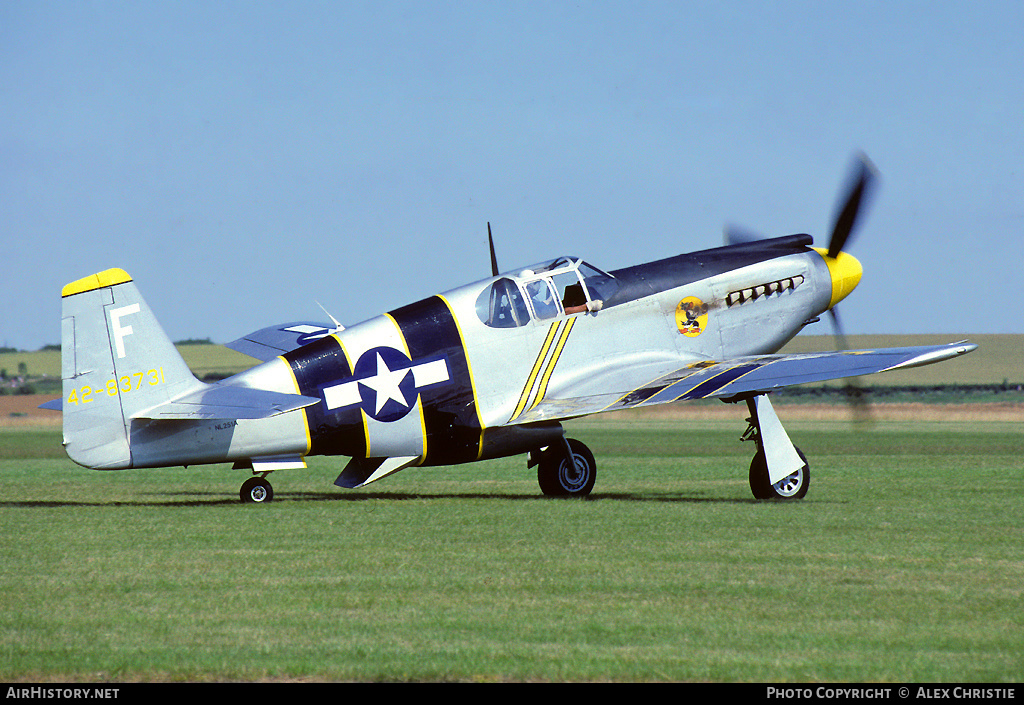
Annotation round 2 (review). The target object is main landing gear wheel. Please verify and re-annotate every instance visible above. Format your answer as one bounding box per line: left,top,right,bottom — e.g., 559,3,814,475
537,438,597,498
240,476,274,503
748,447,810,500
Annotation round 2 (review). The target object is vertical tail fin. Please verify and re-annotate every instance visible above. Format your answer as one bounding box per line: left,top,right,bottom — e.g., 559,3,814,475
59,268,202,468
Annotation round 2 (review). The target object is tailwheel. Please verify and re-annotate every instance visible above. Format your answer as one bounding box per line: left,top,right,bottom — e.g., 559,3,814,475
537,438,597,498
748,447,810,500
240,476,274,503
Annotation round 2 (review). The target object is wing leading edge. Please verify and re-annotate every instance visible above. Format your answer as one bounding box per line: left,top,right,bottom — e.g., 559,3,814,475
512,342,978,424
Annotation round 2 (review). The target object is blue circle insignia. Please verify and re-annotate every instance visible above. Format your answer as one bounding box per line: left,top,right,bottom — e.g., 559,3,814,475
352,347,418,422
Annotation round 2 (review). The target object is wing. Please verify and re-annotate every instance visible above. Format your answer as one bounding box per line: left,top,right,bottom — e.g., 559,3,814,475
511,342,977,424
225,321,341,361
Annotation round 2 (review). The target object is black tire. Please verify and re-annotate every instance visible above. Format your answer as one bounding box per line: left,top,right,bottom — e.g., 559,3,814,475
748,447,809,500
240,476,274,503
537,438,597,497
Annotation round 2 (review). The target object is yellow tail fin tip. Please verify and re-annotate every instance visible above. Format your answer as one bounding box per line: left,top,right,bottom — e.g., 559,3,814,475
61,268,133,298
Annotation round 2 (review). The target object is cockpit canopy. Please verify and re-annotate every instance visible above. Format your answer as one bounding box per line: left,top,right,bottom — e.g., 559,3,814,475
475,257,618,328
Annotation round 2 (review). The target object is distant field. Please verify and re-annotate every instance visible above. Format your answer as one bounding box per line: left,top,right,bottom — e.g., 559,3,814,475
0,344,258,381
779,334,1021,387
2,333,1019,384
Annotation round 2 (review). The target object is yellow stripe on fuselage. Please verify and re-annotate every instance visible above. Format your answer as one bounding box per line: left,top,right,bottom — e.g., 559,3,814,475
527,317,576,413
326,333,377,460
383,313,428,466
279,354,312,456
511,321,561,421
435,294,486,460
511,316,578,420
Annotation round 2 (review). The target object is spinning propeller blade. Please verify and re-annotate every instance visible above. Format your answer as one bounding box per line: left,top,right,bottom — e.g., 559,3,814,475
828,306,874,426
827,153,878,259
821,154,880,424
723,153,880,423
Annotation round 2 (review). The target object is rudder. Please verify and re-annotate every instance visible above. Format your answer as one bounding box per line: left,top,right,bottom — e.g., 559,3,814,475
59,268,202,469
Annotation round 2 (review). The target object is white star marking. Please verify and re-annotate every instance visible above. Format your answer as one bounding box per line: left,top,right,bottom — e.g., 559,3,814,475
321,351,451,418
359,352,411,414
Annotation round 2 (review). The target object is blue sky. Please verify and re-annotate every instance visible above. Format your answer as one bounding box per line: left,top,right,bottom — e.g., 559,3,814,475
3,1,1022,350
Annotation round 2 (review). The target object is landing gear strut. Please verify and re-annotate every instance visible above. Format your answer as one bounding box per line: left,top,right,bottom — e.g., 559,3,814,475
240,475,274,503
741,395,810,500
533,437,597,497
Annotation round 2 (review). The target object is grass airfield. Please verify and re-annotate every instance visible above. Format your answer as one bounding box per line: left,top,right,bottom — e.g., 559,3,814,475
1,402,1021,682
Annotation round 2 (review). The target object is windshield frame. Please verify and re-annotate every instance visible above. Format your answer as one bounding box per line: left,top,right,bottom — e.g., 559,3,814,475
474,256,617,328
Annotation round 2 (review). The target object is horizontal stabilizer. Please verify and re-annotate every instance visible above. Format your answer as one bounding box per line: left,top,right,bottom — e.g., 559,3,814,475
226,321,341,361
134,384,320,420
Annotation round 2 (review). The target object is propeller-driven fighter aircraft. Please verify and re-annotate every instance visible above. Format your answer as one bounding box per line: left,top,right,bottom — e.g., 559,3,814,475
46,156,976,502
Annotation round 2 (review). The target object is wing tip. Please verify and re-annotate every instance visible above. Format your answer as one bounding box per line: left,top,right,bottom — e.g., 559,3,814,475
881,341,978,373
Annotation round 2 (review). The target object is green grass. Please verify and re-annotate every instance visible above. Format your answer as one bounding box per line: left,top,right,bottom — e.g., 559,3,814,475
1,416,1022,682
